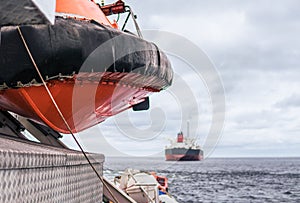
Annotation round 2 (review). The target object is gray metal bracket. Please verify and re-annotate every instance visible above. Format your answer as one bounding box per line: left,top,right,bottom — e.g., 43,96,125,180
0,110,66,148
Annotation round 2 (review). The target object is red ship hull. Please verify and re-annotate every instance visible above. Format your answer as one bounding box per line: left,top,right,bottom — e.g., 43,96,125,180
165,154,203,161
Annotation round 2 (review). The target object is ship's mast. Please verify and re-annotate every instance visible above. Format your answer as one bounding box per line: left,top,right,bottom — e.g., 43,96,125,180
187,120,189,138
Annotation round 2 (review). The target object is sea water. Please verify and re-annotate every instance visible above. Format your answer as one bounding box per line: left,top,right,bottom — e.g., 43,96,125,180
104,157,300,203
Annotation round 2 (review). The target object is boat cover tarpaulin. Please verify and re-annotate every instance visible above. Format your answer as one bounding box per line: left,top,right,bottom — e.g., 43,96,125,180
0,17,173,89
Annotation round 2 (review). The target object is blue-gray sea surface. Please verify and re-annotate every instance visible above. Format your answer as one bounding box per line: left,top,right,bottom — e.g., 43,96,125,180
104,157,300,203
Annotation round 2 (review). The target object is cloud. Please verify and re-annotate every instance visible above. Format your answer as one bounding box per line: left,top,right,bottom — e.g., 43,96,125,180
65,0,300,157
275,94,300,108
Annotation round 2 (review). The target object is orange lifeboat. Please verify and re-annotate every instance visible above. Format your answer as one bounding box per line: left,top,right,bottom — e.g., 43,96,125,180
151,172,169,194
0,0,173,133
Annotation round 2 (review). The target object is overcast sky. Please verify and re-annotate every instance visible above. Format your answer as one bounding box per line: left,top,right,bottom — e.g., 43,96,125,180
63,0,300,158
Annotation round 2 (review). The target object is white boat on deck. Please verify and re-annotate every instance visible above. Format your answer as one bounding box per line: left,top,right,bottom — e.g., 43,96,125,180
111,169,179,203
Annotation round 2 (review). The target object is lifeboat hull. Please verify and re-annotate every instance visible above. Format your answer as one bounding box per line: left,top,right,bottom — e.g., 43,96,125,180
0,72,163,133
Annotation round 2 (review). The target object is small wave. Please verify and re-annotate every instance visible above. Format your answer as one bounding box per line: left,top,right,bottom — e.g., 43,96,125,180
283,191,292,195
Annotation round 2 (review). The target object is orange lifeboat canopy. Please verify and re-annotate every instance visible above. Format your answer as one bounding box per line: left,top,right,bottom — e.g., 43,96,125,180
56,0,116,28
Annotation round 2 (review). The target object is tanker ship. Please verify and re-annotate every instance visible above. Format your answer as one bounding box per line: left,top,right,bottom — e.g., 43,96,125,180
165,131,203,161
